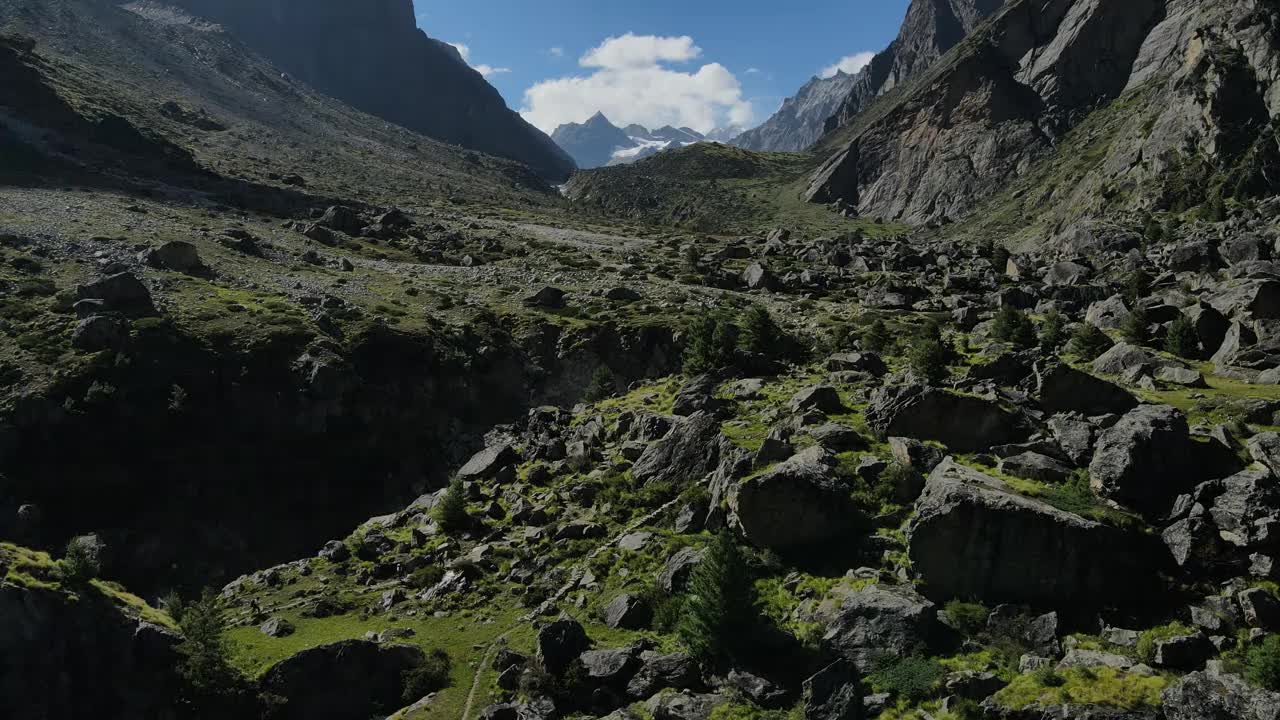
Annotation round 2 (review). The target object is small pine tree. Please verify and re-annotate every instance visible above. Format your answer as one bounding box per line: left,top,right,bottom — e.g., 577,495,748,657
1067,323,1113,361
739,305,782,356
583,366,617,402
57,535,102,585
992,306,1036,349
682,245,701,272
1165,315,1200,359
1121,305,1150,344
909,334,950,385
1039,309,1066,350
1206,192,1228,223
862,319,890,354
1122,269,1152,307
177,590,245,709
683,313,737,374
677,532,756,663
1247,634,1280,691
433,476,470,535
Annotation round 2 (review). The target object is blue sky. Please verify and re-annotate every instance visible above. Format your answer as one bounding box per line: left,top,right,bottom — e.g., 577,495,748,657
413,0,911,134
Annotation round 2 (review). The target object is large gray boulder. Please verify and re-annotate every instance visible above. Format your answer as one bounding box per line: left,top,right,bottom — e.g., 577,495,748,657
908,459,1159,607
258,640,424,720
1091,343,1159,376
457,443,521,481
730,447,854,550
802,660,862,720
1088,405,1200,516
75,272,155,316
536,615,590,676
821,584,941,668
627,651,701,699
1162,664,1280,720
865,386,1026,453
1036,363,1137,415
139,241,204,274
632,413,736,487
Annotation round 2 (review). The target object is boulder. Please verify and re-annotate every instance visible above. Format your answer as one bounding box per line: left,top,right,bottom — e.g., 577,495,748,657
1085,296,1131,330
802,660,862,720
888,437,946,474
866,386,1026,453
725,669,789,709
790,386,845,414
1248,432,1280,476
908,459,1159,606
1183,303,1230,358
1091,343,1159,377
827,352,887,376
809,423,866,452
645,691,725,720
139,241,204,274
730,447,854,550
524,287,567,309
536,616,591,676
457,444,521,482
580,647,638,686
1162,665,1280,719
72,315,128,352
1153,633,1213,670
627,651,701,699
260,617,295,638
632,413,735,487
821,584,941,668
606,287,642,302
742,263,779,291
75,272,155,316
1207,280,1280,321
318,205,364,235
999,452,1072,483
1036,363,1137,415
1088,405,1198,516
671,375,725,417
258,640,424,720
604,593,653,630
657,547,706,594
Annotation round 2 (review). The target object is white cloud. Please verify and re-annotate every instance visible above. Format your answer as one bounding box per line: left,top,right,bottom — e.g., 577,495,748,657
447,42,509,78
580,33,701,69
820,51,875,79
521,34,753,135
549,46,564,58
745,67,761,74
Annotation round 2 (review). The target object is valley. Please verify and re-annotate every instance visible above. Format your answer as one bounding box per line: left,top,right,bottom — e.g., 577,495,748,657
2,1,1280,720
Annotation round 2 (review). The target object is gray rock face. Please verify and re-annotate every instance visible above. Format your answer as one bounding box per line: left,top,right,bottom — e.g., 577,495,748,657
551,112,638,169
735,71,861,153
866,385,1026,452
170,0,575,179
632,413,736,487
821,583,940,668
645,692,725,720
604,593,652,630
657,547,706,594
801,659,862,720
1162,665,1280,720
908,459,1159,606
259,639,425,720
140,240,204,274
730,447,855,550
457,443,521,481
1088,405,1197,516
1036,363,1137,415
536,616,591,676
627,651,701,699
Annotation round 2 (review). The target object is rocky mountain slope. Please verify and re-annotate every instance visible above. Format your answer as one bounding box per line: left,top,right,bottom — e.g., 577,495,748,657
736,0,1006,154
806,0,1280,238
4,0,1280,719
165,0,576,181
552,114,715,169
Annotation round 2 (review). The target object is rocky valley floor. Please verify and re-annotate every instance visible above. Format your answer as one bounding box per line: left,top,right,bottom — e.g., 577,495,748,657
4,1,1280,720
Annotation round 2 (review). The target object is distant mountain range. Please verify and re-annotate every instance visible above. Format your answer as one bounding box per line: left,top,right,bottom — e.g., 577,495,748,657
551,113,743,169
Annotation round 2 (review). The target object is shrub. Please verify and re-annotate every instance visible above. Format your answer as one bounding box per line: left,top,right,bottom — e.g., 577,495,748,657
433,476,470,536
684,313,738,374
1121,306,1150,344
583,366,617,402
944,601,990,638
177,591,242,699
1122,269,1152,307
908,334,950,385
868,655,945,702
1033,666,1067,688
1068,324,1113,361
1039,309,1066,350
1246,634,1280,691
1165,316,1199,358
677,531,756,663
862,319,890,353
408,565,445,590
739,304,782,356
57,536,103,585
402,649,452,702
992,306,1036,349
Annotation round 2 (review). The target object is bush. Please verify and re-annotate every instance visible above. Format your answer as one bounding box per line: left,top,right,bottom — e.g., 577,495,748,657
944,601,989,638
402,649,452,702
868,655,945,702
57,536,103,585
1165,316,1199,358
684,313,738,374
1122,269,1152,307
408,565,445,590
739,304,782,356
1032,666,1067,688
583,366,617,402
433,476,470,536
992,306,1037,349
1039,309,1066,350
177,591,242,700
862,319,890,353
908,334,950,385
1247,634,1280,691
677,531,756,663
1067,324,1113,361
1121,306,1150,344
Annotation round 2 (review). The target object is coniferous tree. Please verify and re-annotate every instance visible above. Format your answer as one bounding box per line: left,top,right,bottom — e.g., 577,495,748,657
176,590,249,716
1039,309,1067,350
862,319,890,354
1067,323,1113,361
992,306,1036,349
1121,305,1150,344
584,366,617,402
684,313,737,374
739,304,782,356
434,476,470,535
677,531,756,663
1165,315,1200,359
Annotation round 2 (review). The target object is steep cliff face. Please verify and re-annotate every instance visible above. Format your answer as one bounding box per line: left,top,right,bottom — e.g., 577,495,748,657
806,0,1280,234
169,0,576,180
736,0,1005,154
